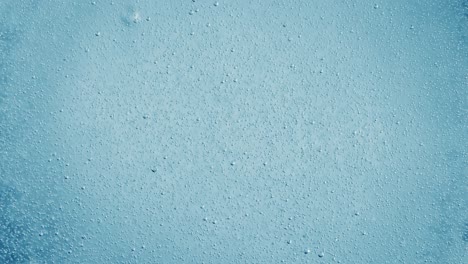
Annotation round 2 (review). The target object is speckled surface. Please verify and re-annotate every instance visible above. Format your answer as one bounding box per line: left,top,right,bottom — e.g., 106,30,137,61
0,1,467,263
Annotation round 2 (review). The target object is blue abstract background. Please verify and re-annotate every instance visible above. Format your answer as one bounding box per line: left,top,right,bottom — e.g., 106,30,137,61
0,1,467,263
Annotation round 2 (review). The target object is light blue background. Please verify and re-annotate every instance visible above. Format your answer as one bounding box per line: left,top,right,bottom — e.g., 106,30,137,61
0,1,466,263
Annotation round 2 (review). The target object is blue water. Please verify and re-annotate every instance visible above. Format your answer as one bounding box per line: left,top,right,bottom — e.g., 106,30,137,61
1,1,467,263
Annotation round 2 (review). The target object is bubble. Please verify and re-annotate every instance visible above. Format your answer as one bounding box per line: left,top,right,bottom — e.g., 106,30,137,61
132,11,142,23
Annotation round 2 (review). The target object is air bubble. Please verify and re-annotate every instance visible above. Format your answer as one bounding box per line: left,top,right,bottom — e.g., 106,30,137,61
129,10,142,23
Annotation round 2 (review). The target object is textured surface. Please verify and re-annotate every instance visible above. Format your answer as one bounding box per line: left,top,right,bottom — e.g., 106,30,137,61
0,1,467,263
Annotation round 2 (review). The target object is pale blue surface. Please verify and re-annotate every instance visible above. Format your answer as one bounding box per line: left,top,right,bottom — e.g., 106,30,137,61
0,1,467,263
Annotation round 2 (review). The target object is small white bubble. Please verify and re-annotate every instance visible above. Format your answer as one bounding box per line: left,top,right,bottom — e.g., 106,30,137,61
132,11,142,23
